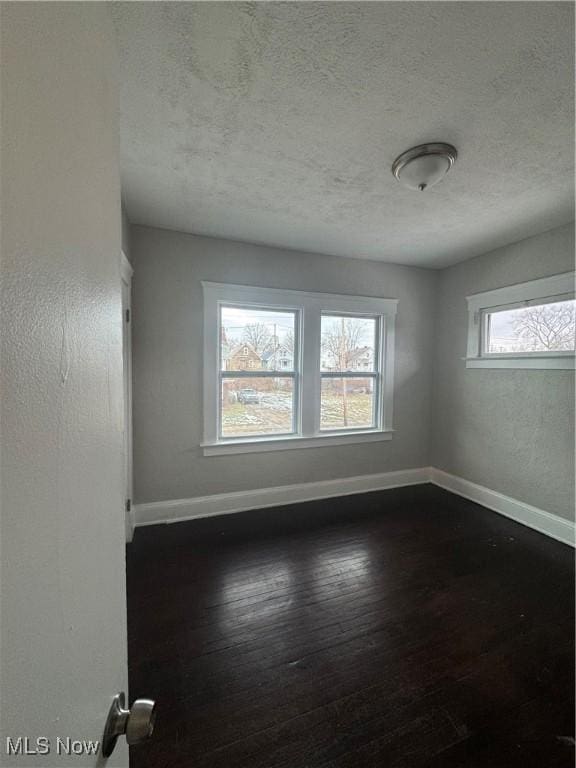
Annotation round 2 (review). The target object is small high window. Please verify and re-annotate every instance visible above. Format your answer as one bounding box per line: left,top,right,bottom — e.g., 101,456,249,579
466,272,575,369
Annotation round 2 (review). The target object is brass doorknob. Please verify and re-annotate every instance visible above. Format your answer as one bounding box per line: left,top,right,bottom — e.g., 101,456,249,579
102,692,156,758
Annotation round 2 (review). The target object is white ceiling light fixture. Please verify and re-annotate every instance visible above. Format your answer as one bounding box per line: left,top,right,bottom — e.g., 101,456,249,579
392,142,458,191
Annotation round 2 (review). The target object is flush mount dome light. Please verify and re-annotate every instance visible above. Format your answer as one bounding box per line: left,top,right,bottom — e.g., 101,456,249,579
392,142,457,191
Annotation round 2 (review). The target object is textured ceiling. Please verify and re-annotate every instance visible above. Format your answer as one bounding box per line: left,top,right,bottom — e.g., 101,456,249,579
112,2,574,268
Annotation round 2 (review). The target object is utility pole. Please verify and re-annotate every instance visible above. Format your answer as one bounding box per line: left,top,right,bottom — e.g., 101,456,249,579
341,317,348,427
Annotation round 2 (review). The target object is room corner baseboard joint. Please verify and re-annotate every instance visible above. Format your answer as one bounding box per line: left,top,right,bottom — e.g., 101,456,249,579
429,467,574,547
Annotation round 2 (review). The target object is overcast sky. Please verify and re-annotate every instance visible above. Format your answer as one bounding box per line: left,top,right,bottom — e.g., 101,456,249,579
489,300,574,340
221,306,294,343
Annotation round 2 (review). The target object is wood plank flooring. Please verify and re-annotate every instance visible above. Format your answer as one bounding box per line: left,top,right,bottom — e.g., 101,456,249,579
127,484,575,768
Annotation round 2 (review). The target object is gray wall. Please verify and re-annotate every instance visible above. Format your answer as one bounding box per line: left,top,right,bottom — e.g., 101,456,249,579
130,222,574,520
131,225,437,503
432,223,575,520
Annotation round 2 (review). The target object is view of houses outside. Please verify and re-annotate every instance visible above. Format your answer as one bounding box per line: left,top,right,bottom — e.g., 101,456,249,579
220,306,296,437
219,307,379,437
486,299,576,354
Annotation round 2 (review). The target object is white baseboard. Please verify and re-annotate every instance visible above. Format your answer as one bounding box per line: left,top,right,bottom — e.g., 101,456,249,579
430,468,575,547
133,466,575,548
133,467,431,528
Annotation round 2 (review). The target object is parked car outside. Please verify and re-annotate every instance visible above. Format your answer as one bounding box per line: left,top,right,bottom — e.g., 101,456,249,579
237,388,261,404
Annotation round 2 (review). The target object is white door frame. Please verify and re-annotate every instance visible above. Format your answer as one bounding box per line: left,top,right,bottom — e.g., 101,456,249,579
121,251,134,541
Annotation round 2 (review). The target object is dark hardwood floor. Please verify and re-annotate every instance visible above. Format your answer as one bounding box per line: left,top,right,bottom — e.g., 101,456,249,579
127,484,575,768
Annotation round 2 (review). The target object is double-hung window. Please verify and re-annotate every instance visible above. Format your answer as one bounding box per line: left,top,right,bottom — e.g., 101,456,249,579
465,271,575,369
202,282,397,455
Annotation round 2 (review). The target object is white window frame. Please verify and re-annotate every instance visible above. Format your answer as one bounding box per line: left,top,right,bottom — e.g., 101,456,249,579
202,282,397,455
465,271,575,370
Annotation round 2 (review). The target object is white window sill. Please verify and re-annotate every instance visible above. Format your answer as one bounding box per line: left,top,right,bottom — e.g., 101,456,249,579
202,429,394,456
465,356,575,370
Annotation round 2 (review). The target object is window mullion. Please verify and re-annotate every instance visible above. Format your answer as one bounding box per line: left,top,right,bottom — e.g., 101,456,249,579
381,314,394,430
300,304,320,437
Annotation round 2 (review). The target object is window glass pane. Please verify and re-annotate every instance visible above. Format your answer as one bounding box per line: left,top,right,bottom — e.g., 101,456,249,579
221,377,295,438
321,315,377,372
320,377,375,430
485,299,576,354
221,306,296,372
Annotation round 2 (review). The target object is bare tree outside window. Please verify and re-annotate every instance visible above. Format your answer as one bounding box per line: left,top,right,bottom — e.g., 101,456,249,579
322,318,367,371
486,299,576,354
284,328,295,354
511,301,575,351
242,322,273,354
